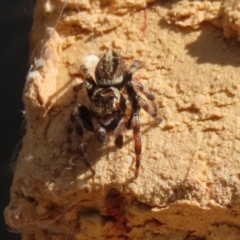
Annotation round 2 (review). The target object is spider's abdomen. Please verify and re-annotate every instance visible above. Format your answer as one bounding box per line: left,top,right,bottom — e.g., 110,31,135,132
95,49,126,89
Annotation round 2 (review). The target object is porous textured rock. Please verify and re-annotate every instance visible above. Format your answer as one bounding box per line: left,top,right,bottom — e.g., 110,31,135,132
5,0,240,239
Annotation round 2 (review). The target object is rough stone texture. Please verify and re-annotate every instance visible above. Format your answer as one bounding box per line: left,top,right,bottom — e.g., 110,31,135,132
5,0,240,239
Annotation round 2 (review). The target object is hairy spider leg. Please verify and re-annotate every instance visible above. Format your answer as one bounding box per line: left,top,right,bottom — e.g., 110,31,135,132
128,60,144,74
73,65,97,98
71,65,108,174
125,67,142,177
125,60,161,177
125,60,144,129
128,81,162,124
70,106,96,175
126,85,142,178
74,65,108,144
91,117,108,144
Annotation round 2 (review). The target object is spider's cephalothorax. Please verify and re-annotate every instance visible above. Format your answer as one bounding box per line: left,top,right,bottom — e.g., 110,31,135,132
69,49,161,177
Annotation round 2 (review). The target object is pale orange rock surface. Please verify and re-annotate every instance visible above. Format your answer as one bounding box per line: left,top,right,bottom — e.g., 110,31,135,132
5,0,240,239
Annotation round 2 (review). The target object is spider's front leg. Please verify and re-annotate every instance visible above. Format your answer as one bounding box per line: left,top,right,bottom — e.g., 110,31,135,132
73,64,108,144
69,106,96,175
67,65,99,175
73,65,97,98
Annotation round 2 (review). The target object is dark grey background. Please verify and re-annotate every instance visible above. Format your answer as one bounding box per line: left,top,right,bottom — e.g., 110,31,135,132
1,0,35,239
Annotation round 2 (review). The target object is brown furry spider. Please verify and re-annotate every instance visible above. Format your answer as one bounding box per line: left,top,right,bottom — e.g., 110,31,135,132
69,49,161,177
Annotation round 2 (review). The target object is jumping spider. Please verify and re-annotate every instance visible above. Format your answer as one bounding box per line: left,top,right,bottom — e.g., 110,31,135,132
69,49,161,177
